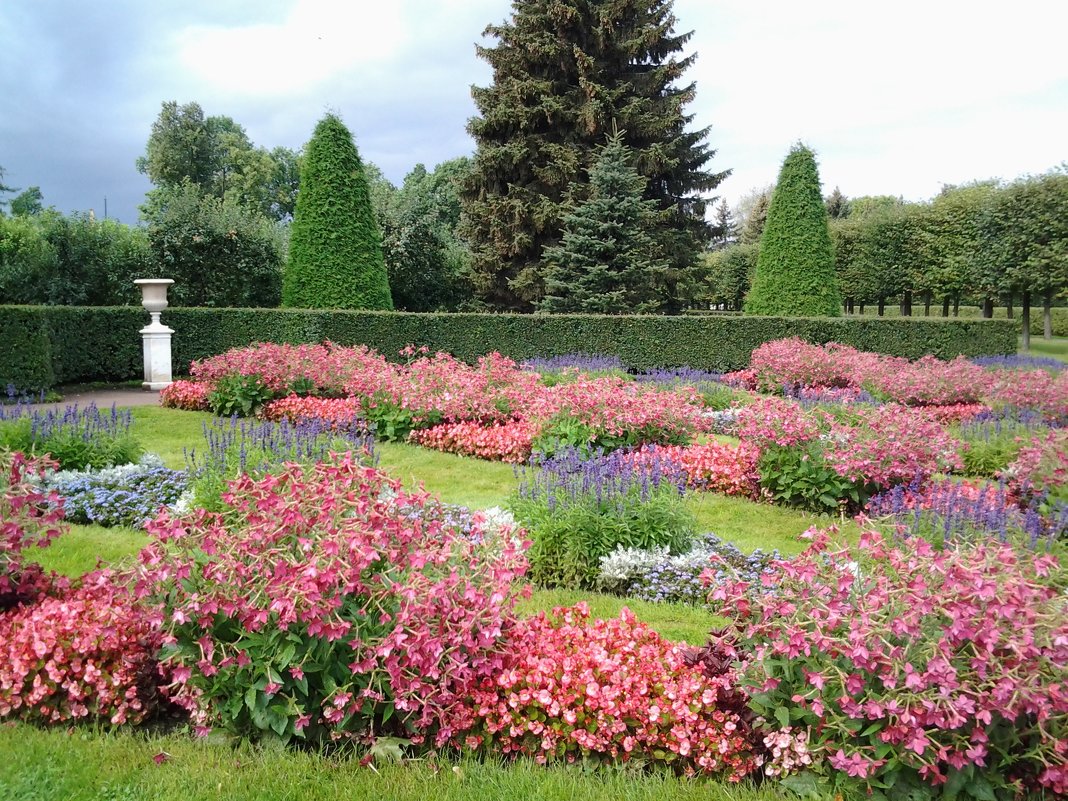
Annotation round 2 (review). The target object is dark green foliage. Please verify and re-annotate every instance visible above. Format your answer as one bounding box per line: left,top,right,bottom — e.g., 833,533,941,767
144,182,283,307
10,186,44,217
700,243,758,311
283,114,392,310
374,159,474,311
206,374,274,417
462,0,725,311
0,305,1017,392
0,211,152,306
0,307,54,393
540,134,669,313
745,145,842,317
758,444,862,512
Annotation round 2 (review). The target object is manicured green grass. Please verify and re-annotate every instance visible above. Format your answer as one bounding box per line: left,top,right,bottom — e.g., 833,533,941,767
0,726,792,801
522,588,719,645
129,407,216,469
1022,335,1068,363
376,441,518,509
31,523,147,578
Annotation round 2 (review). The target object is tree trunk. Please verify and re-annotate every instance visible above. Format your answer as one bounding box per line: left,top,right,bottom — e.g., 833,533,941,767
847,298,855,314
859,303,865,315
1043,288,1053,339
942,297,950,317
982,297,993,318
923,290,932,316
1006,295,1014,319
1021,290,1031,352
878,298,885,316
953,295,960,317
901,290,913,317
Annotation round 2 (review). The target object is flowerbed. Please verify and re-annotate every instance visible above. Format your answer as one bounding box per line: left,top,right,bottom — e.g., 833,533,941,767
451,604,759,779
710,528,1068,798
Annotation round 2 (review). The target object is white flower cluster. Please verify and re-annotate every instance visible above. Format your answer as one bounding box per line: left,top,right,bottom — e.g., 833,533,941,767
37,453,166,490
762,726,813,778
596,545,670,594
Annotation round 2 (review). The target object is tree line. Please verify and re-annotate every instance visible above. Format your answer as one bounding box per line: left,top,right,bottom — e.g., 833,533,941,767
701,169,1068,345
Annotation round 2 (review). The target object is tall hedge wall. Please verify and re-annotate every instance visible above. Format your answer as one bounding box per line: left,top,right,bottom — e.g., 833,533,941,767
0,305,1018,393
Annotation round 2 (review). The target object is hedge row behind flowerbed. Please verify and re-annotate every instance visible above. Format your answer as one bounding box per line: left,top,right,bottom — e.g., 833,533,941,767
0,304,1017,392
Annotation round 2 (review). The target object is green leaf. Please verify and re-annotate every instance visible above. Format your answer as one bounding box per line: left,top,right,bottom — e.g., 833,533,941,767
774,706,791,729
779,772,825,799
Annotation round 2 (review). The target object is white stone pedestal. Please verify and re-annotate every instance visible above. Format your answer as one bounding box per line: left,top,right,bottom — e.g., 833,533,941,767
140,315,174,390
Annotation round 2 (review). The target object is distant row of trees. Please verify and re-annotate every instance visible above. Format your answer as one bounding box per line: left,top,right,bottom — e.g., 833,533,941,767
701,168,1068,343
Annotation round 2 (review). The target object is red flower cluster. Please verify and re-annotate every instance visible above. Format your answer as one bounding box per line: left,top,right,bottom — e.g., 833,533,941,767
711,528,1068,795
409,420,537,463
452,604,759,780
625,442,761,497
0,570,166,725
262,395,364,427
159,380,211,411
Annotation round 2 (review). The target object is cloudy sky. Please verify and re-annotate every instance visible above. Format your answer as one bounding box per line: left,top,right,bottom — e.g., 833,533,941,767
2,0,1066,224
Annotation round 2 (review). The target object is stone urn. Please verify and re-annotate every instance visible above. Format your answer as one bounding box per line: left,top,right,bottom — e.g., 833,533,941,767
133,279,175,390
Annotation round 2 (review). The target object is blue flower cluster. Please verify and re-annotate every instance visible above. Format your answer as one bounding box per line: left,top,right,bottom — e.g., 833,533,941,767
521,353,626,374
597,533,780,606
867,479,1066,551
43,456,190,529
972,354,1065,371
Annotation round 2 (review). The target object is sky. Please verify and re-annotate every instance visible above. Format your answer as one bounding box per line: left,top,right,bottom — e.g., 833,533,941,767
2,0,1066,225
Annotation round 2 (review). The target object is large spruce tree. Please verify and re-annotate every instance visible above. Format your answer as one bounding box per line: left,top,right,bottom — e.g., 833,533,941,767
462,0,726,312
745,144,841,317
283,114,392,310
540,133,668,313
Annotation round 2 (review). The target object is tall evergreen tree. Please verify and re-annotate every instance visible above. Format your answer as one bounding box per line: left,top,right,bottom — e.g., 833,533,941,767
745,144,841,317
709,199,736,250
283,114,392,310
540,133,669,313
824,186,851,219
462,0,727,312
739,189,770,244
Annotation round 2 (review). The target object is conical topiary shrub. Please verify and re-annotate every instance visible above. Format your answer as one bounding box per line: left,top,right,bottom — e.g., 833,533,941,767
283,113,392,309
744,143,841,317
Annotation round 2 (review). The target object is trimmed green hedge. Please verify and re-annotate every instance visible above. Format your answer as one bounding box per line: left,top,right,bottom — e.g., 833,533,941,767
0,305,1018,392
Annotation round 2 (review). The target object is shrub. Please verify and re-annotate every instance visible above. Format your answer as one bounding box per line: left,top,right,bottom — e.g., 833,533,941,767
409,420,537,464
283,113,392,310
511,448,694,588
745,144,842,317
135,455,528,745
144,181,284,308
0,570,167,726
159,379,211,411
710,528,1068,798
452,604,759,779
0,452,67,612
0,305,1018,393
206,373,275,417
0,403,142,471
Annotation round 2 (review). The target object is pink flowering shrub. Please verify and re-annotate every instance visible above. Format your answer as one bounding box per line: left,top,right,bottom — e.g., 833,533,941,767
529,376,705,454
408,420,537,464
733,397,820,449
134,454,529,745
625,442,761,498
1001,428,1068,505
0,570,167,725
1,452,67,612
261,395,365,427
863,355,986,406
451,604,759,780
821,404,963,489
159,379,211,411
191,341,396,397
747,337,858,391
987,368,1068,422
710,528,1068,797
